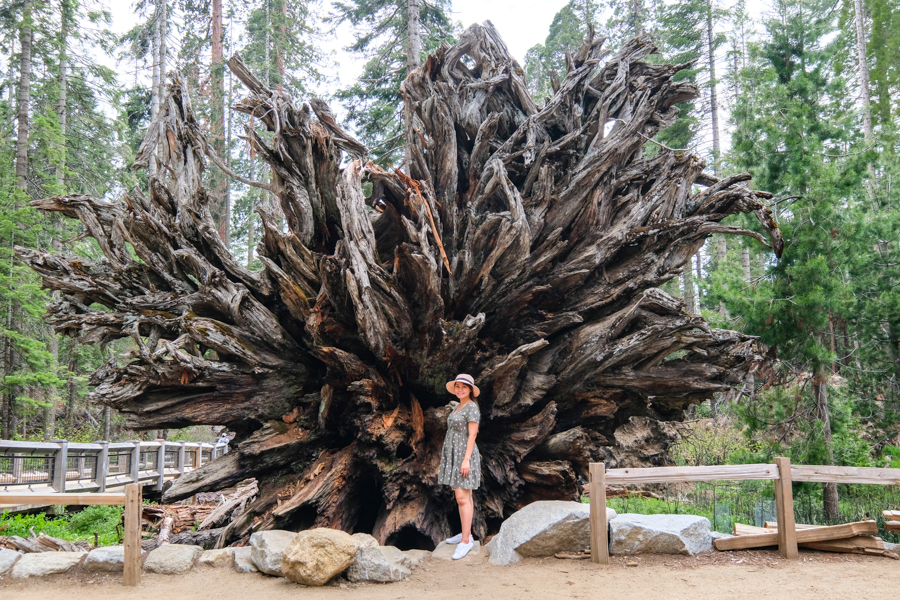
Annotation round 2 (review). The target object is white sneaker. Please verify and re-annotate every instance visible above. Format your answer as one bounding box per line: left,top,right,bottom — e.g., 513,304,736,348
452,540,474,560
445,533,463,544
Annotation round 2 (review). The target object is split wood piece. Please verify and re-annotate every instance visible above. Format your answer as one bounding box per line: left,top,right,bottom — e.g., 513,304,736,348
763,521,824,530
156,516,174,547
7,535,49,553
885,521,900,533
716,521,879,551
882,510,900,520
790,465,900,485
36,532,81,552
555,551,591,560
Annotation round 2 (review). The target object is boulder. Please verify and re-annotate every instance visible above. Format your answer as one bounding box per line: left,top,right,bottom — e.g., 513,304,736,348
144,544,203,574
884,541,899,554
83,546,147,572
347,546,412,583
10,552,86,579
0,549,23,575
351,533,379,549
485,501,617,566
233,547,258,573
198,548,235,568
609,514,711,556
280,528,358,586
250,530,296,576
403,549,430,567
432,540,482,561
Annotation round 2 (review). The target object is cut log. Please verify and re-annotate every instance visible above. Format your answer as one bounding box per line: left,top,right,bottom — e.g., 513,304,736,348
19,22,783,548
717,521,879,551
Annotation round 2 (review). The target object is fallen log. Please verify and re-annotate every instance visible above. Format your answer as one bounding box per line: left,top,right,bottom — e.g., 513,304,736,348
197,479,258,531
19,22,783,547
716,521,878,551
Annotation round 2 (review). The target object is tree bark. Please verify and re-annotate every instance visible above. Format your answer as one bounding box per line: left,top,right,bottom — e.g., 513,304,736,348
706,0,720,176
404,0,423,178
57,0,71,190
211,0,229,246
149,1,161,177
813,371,840,521
20,26,782,549
853,0,873,145
15,0,33,192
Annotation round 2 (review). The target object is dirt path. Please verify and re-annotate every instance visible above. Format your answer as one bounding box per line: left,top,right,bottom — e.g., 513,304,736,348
3,549,899,600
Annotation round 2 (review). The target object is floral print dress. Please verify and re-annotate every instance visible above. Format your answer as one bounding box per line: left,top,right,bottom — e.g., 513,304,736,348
438,401,481,490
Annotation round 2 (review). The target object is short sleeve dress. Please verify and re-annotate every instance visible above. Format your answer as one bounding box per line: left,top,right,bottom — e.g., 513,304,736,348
437,401,482,490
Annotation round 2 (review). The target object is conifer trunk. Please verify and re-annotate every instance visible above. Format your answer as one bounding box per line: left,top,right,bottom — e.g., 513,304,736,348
813,371,840,521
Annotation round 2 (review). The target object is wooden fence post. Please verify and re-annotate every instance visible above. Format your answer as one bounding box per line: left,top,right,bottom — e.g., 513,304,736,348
129,441,141,484
774,456,798,559
589,462,609,564
123,483,142,586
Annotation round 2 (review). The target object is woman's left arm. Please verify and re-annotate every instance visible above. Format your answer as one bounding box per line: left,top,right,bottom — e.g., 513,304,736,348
460,421,479,477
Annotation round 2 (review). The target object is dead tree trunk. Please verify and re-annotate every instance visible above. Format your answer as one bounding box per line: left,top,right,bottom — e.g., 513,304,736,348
18,24,782,549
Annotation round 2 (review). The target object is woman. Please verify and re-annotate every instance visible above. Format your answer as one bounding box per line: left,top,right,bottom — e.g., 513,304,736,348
437,373,482,560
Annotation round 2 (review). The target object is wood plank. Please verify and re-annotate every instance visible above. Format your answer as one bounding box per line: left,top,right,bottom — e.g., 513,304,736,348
884,521,900,533
790,465,900,485
764,521,824,529
589,463,609,565
604,463,779,485
882,510,900,520
716,521,879,551
773,457,798,559
0,493,126,505
123,483,142,586
802,536,884,553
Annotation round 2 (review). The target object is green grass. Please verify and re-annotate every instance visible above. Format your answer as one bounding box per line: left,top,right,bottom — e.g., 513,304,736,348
0,505,124,546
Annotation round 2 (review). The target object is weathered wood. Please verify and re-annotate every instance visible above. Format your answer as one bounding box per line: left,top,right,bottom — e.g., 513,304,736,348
20,23,784,548
885,521,900,533
589,462,608,564
717,521,878,551
883,510,900,519
0,493,125,505
605,464,778,485
123,483,142,586
791,465,900,485
773,457,798,559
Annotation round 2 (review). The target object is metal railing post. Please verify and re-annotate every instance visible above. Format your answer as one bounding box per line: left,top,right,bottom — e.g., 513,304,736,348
129,441,141,484
177,441,186,476
52,440,68,492
95,441,109,492
196,443,204,469
156,440,166,491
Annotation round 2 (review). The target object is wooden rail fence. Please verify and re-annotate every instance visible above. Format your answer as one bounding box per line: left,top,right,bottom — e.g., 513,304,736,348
0,484,143,585
589,458,900,564
0,439,228,496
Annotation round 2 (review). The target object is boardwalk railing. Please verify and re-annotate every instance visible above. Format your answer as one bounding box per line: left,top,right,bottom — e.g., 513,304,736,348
589,458,900,564
0,439,228,494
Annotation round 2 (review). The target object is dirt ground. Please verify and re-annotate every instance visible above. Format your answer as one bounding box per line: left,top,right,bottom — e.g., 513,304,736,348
2,548,899,600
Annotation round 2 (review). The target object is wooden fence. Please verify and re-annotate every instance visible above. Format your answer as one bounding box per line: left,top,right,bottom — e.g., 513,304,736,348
589,458,900,564
0,439,228,495
0,484,143,585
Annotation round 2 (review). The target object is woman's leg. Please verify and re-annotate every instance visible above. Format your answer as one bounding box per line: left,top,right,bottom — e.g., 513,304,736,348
455,488,474,543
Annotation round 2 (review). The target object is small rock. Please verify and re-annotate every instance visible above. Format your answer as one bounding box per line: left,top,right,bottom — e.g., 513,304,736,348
485,501,617,566
250,530,297,577
710,531,734,542
347,546,412,582
84,546,147,572
403,549,431,567
351,533,379,548
144,544,203,574
281,528,359,586
199,548,236,568
0,549,23,575
431,540,481,561
11,552,86,579
884,541,899,554
626,560,640,567
610,514,711,556
233,547,258,573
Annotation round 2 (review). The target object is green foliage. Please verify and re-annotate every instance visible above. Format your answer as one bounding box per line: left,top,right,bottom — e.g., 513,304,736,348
0,505,124,546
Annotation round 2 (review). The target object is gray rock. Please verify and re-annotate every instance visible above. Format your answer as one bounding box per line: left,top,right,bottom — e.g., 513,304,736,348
485,501,617,566
233,547,258,573
198,548,235,568
710,531,734,542
144,544,203,574
351,533,379,549
10,552,86,579
609,513,711,556
884,541,899,554
347,546,412,582
84,546,147,572
403,549,430,567
250,530,296,576
0,549,23,575
432,540,481,561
